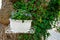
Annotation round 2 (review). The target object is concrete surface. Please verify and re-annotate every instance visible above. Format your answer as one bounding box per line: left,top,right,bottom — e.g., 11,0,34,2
47,28,60,40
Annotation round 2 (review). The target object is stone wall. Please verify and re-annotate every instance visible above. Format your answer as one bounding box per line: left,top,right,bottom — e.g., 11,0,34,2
0,0,14,25
0,24,19,40
0,1,18,40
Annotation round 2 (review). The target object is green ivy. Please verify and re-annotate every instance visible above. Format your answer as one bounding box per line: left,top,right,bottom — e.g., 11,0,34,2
11,9,32,20
12,0,60,40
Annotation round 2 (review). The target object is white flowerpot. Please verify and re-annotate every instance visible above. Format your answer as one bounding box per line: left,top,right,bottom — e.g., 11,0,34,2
9,19,32,33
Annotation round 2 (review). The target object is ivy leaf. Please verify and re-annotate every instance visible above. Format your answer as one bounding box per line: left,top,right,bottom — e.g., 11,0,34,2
38,17,42,23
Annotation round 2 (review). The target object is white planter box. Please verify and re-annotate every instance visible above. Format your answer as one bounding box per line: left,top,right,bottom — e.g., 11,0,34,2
9,19,32,33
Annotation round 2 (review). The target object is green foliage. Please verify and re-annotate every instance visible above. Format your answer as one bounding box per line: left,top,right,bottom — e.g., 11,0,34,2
47,0,59,12
57,27,60,32
11,9,32,20
12,0,59,40
58,11,60,20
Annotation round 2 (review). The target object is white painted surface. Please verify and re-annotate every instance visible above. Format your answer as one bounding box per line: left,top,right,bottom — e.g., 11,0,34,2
47,28,60,40
9,19,32,33
5,25,35,33
0,0,2,9
56,21,60,28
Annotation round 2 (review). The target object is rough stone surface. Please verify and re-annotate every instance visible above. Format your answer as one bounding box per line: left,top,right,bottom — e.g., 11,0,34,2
0,0,14,25
0,0,18,40
0,24,19,40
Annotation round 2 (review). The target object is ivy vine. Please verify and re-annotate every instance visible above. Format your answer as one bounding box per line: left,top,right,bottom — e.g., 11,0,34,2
12,0,60,40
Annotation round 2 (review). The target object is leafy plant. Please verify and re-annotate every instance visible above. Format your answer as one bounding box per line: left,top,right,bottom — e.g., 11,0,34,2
11,9,32,20
57,27,60,32
12,0,60,40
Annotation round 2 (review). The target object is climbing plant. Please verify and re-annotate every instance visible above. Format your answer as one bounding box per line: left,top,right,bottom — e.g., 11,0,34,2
12,0,60,40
